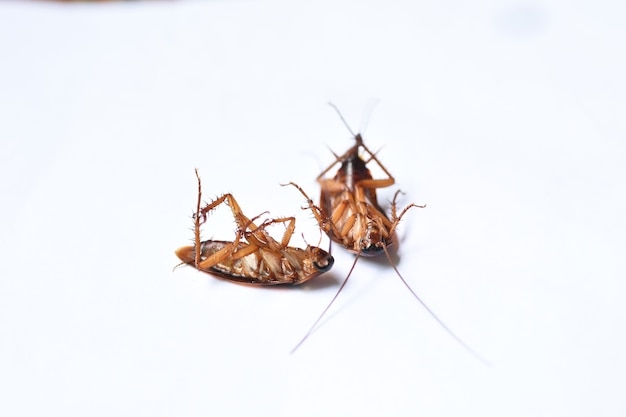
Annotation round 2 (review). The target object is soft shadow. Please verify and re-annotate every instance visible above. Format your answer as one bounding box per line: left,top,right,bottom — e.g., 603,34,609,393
296,272,340,291
350,234,403,269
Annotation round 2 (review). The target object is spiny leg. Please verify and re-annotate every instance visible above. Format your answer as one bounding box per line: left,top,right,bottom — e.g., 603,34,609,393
223,210,279,256
193,170,262,268
194,169,203,267
357,139,397,184
324,108,396,188
270,216,297,248
194,211,263,269
197,192,260,236
281,182,333,234
318,103,366,180
388,189,426,235
193,179,248,267
245,216,297,250
324,102,398,191
239,210,269,235
315,147,355,183
195,230,247,271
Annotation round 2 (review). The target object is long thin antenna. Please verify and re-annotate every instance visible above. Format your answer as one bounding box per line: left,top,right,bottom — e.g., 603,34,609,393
359,98,380,135
383,246,491,366
290,253,361,354
328,102,357,137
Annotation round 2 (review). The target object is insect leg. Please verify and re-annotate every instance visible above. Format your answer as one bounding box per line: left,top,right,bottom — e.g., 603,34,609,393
193,169,203,267
195,230,247,271
245,216,296,251
192,172,248,266
193,170,263,268
315,146,356,182
387,189,426,235
268,217,297,248
281,182,336,235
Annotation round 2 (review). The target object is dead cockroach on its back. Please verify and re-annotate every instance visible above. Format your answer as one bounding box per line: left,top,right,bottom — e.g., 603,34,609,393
175,169,334,285
286,104,487,363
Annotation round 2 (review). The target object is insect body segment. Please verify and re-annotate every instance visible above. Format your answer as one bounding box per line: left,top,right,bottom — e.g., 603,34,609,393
175,170,334,285
289,132,424,257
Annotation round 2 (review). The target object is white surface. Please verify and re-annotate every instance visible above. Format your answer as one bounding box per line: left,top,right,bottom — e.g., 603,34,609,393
1,1,625,416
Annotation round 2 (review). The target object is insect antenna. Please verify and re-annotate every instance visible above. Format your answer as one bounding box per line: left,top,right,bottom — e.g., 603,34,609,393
328,100,380,139
382,245,490,365
328,102,357,137
358,98,380,135
290,253,361,354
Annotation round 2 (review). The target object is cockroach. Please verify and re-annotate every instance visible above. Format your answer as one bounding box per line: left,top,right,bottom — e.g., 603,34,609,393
285,104,487,363
175,169,334,285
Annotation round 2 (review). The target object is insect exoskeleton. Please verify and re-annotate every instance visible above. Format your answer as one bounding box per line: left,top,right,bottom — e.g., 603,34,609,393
175,169,334,286
285,104,487,363
175,238,334,285
286,104,424,260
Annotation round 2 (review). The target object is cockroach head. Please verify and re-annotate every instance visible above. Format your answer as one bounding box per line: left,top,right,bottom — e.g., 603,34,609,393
359,231,389,257
309,247,334,273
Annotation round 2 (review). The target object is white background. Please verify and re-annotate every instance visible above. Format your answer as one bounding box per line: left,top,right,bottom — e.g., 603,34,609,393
1,1,625,416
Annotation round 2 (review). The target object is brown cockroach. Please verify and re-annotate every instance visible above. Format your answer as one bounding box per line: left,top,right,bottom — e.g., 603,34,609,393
285,104,487,363
175,169,334,285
